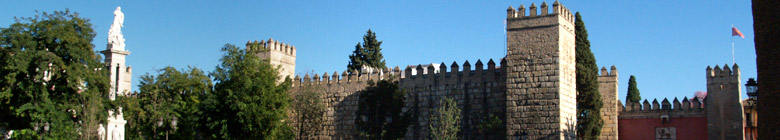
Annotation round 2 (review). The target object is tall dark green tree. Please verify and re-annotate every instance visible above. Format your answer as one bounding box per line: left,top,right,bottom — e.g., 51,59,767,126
120,66,212,140
355,77,411,140
202,44,294,140
574,12,604,140
626,75,641,103
347,29,387,72
0,10,112,139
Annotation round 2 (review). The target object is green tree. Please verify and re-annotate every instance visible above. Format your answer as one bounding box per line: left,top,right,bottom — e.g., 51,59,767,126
120,66,212,140
0,10,112,139
477,113,504,140
626,75,641,103
347,29,387,72
202,44,294,140
429,98,461,140
291,80,326,139
574,12,603,140
355,78,411,140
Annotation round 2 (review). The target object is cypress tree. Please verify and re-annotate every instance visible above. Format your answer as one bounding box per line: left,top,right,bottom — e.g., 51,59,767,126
626,75,641,103
347,29,387,72
574,12,604,140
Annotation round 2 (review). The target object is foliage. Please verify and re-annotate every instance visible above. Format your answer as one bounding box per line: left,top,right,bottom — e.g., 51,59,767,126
120,66,212,140
477,113,504,139
0,10,111,139
574,12,603,140
429,98,460,140
347,29,387,72
202,44,294,140
626,75,641,103
355,77,411,140
291,81,326,139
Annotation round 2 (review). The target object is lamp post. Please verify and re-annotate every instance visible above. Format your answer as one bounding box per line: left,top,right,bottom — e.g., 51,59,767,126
157,115,177,140
746,78,758,99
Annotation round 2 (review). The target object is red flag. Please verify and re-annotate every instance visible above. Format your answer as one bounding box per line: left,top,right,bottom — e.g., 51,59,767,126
732,27,745,38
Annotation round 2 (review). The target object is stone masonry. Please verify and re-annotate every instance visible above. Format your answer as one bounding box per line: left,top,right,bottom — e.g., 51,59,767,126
706,64,744,140
597,66,619,140
504,1,577,139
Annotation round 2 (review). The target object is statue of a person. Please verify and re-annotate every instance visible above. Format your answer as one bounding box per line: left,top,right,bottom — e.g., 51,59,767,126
108,7,125,51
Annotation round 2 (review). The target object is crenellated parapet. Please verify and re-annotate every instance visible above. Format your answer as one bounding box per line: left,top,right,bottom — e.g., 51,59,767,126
506,0,574,24
619,97,706,119
246,38,296,56
399,59,506,87
290,67,401,87
705,64,744,139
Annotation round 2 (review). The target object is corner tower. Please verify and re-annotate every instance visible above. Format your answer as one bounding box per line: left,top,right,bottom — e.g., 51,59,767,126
705,64,744,139
247,38,297,80
504,1,577,139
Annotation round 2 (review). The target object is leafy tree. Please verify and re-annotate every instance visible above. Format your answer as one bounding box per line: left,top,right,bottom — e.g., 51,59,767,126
355,77,411,140
0,10,112,139
626,75,641,103
429,98,461,140
202,44,294,140
120,66,212,140
574,12,603,140
347,29,387,72
291,80,326,139
477,113,504,140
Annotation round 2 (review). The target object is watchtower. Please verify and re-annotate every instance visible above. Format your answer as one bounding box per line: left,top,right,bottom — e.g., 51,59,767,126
504,1,577,139
247,38,297,81
705,64,744,139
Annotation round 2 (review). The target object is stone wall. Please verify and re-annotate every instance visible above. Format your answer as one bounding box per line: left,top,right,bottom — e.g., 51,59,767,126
247,38,297,81
705,64,744,140
618,97,708,140
400,59,506,139
597,66,618,140
504,1,577,139
289,68,399,139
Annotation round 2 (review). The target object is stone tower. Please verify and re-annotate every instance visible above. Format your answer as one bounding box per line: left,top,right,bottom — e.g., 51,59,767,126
598,66,619,140
504,1,577,139
705,64,744,140
100,6,130,140
247,38,297,81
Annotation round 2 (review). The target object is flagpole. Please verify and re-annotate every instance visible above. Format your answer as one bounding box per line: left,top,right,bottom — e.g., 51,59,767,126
731,24,735,64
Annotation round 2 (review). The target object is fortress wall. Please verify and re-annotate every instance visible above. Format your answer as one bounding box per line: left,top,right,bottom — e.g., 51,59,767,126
618,97,708,139
400,59,507,139
597,66,619,140
290,68,400,139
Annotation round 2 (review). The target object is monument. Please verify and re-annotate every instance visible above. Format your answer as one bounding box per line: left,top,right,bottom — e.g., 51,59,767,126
100,6,132,140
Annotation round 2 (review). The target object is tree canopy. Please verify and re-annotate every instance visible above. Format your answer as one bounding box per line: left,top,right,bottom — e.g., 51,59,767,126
355,78,411,140
347,29,387,72
201,44,294,139
0,10,111,139
626,75,641,103
574,12,604,140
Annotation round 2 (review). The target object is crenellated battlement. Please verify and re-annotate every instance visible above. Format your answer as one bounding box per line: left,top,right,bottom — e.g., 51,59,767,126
290,67,402,87
619,97,706,119
706,64,740,82
400,58,506,86
506,0,574,24
246,38,297,56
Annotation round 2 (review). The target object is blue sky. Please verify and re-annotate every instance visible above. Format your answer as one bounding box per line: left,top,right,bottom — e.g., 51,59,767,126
2,0,756,103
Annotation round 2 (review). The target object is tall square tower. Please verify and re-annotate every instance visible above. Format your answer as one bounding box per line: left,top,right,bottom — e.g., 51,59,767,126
504,1,577,139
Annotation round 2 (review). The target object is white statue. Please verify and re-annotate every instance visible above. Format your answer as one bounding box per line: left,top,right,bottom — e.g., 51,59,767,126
107,7,125,51
98,124,106,140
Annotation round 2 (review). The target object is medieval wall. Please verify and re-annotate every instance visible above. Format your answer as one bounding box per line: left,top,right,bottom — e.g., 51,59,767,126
597,66,619,140
400,59,506,139
247,38,297,80
289,68,399,139
504,1,577,139
705,64,744,140
618,97,708,140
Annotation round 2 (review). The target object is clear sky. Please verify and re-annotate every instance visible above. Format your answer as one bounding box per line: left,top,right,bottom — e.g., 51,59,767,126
2,0,756,103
